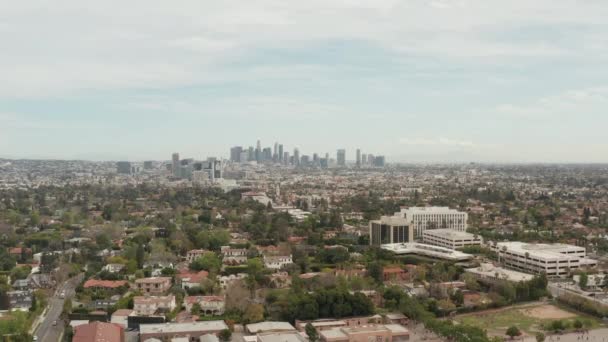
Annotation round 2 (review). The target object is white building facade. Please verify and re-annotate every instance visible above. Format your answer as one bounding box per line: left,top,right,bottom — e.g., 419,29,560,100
422,229,482,250
395,207,467,238
492,242,598,277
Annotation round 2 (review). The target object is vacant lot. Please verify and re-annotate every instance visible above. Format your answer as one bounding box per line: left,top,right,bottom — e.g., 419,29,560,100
455,303,602,337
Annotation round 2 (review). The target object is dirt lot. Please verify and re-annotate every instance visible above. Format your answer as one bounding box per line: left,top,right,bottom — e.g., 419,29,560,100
520,304,577,320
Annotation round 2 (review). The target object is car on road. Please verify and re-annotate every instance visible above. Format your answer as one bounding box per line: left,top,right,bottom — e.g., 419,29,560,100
53,320,57,326
59,291,65,299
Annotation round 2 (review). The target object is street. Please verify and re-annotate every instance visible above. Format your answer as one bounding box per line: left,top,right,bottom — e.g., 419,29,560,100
35,274,83,342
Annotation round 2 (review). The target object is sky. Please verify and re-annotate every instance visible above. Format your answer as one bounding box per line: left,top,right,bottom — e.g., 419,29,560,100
1,0,608,163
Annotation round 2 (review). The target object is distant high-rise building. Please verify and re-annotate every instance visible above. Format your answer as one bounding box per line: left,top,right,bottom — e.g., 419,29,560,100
356,149,361,168
293,148,300,166
263,147,272,161
255,140,262,162
278,144,284,162
367,154,375,166
143,161,153,170
116,161,132,174
301,155,310,166
283,152,290,165
362,154,368,165
239,151,249,163
172,153,180,177
337,149,346,167
273,142,279,161
248,146,254,161
313,153,319,166
373,156,386,167
230,146,243,162
369,216,413,245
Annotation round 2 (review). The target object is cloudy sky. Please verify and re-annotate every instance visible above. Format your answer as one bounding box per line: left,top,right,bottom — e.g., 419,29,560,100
1,0,608,162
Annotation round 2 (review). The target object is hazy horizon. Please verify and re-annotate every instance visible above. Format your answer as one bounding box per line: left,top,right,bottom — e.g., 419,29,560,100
2,1,608,163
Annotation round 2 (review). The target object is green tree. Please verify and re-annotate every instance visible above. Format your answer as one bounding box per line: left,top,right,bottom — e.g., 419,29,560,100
535,332,545,342
368,262,383,283
506,326,520,339
579,273,588,290
243,303,265,323
305,323,319,342
219,329,232,342
136,244,145,268
573,319,583,330
29,294,37,312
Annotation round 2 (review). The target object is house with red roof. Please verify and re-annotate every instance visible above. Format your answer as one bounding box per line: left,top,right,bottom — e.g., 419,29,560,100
72,321,124,342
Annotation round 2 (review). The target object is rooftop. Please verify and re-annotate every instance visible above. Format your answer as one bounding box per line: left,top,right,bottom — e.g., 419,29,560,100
140,321,228,334
246,321,296,333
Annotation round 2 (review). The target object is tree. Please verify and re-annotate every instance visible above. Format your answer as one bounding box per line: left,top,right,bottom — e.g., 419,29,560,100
368,262,383,283
579,273,588,290
305,323,319,342
219,329,232,342
29,294,37,312
506,326,521,339
136,244,145,268
535,332,545,342
190,303,201,315
190,252,221,274
573,319,583,330
243,303,265,323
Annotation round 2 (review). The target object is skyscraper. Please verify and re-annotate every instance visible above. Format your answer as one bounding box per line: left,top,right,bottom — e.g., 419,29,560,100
230,146,243,162
337,149,346,167
172,153,180,177
255,140,262,162
278,144,284,162
356,149,361,168
273,142,278,161
362,154,368,165
293,148,300,166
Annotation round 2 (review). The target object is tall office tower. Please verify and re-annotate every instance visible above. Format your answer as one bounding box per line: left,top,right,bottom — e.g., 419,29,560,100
248,146,254,161
301,155,310,166
230,146,243,162
320,158,328,168
362,154,368,165
143,161,153,170
278,144,284,162
293,148,300,166
255,140,262,162
369,216,413,245
313,153,319,166
273,142,279,161
239,151,249,163
172,153,180,177
283,152,290,165
337,149,346,167
263,147,272,161
394,207,468,238
367,154,375,166
116,161,132,174
373,156,386,167
356,149,361,168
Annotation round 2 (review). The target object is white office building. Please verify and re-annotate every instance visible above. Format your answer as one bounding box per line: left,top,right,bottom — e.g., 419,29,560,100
422,229,482,250
491,242,598,277
395,207,467,238
381,243,473,261
369,216,414,246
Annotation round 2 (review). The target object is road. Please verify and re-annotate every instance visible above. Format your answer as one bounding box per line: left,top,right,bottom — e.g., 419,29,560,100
35,274,83,342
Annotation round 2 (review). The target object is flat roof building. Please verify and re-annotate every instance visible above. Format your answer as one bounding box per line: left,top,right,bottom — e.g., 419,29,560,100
139,321,228,341
369,216,413,246
491,242,598,277
395,207,467,238
465,263,535,283
422,229,482,250
381,243,473,261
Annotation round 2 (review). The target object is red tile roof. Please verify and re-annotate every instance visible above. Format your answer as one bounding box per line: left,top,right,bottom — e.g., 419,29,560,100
83,279,128,289
73,321,124,342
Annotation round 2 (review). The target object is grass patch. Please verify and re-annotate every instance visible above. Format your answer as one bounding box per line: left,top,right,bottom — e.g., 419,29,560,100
455,304,604,336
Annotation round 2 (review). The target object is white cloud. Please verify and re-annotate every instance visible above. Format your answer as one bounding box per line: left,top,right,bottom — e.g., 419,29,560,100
1,1,608,98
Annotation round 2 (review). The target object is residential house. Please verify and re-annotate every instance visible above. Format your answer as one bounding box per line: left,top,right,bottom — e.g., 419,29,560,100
133,295,176,316
7,290,32,311
176,270,209,290
184,296,225,315
72,321,124,342
102,264,125,273
186,249,207,263
135,277,172,295
139,321,228,341
263,255,293,270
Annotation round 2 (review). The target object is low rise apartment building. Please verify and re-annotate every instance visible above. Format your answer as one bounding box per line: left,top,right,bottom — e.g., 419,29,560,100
135,277,172,294
133,295,176,316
